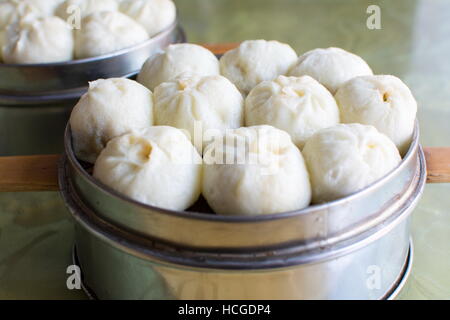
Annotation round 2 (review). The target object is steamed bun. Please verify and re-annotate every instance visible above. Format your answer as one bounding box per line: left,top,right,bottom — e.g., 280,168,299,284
288,47,373,94
0,1,40,30
3,16,74,64
154,75,244,152
137,43,220,91
203,126,312,216
245,75,340,148
220,40,298,94
74,11,148,58
119,0,176,37
69,78,153,163
94,126,202,211
302,124,401,203
335,75,417,155
56,0,118,20
26,0,66,16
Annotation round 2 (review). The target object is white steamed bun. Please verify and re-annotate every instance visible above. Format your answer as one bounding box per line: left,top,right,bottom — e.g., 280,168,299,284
137,43,220,91
74,11,148,59
119,0,176,37
0,1,40,30
93,126,202,211
203,125,312,216
302,123,401,203
2,15,74,64
69,78,153,163
56,0,118,20
26,0,66,16
335,75,417,155
219,40,298,94
288,47,373,94
154,75,244,152
245,75,340,148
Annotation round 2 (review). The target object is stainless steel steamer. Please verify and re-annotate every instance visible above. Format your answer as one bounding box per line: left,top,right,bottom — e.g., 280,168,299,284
0,23,185,156
59,123,426,299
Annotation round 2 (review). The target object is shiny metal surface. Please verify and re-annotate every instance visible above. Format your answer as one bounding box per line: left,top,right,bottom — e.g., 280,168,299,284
72,242,414,300
64,124,422,251
59,125,426,299
387,241,414,300
0,23,185,104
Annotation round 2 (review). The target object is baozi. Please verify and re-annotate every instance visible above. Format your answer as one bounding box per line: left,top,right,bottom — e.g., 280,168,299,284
0,0,40,30
94,126,202,211
220,40,298,94
154,75,244,152
69,78,153,163
138,43,220,91
288,47,373,94
26,0,66,16
56,0,118,20
203,126,312,216
3,16,74,64
335,75,417,155
245,75,340,148
119,0,176,37
74,11,149,59
302,123,401,203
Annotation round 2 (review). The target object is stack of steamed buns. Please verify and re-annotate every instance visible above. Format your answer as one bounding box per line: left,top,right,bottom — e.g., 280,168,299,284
69,40,418,216
0,0,176,63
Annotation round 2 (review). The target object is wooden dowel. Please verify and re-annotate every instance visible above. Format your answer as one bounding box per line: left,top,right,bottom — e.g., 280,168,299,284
0,147,449,193
424,147,450,183
0,154,60,192
201,42,240,55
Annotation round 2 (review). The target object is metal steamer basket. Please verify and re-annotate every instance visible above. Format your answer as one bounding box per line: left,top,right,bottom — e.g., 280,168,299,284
0,22,185,156
58,122,426,300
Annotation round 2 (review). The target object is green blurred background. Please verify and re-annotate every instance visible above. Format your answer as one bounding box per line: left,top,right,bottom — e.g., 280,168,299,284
0,0,449,299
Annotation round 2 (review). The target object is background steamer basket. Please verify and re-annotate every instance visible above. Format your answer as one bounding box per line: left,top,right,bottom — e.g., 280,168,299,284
0,22,186,156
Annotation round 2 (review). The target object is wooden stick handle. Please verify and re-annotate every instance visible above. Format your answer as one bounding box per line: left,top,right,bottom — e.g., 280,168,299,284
0,147,448,192
424,147,450,183
201,42,240,55
0,154,60,192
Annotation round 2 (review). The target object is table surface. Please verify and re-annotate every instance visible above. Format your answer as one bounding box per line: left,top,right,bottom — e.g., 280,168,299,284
0,0,449,299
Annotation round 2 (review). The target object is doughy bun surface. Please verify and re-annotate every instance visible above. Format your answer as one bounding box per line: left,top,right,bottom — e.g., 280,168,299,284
302,123,401,203
336,75,417,155
203,125,312,216
138,43,220,91
288,47,373,94
3,16,74,64
245,75,340,148
69,78,153,164
93,126,202,211
74,11,149,59
220,40,298,94
154,75,244,152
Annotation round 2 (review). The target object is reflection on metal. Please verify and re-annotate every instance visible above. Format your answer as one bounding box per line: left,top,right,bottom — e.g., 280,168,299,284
72,242,414,300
